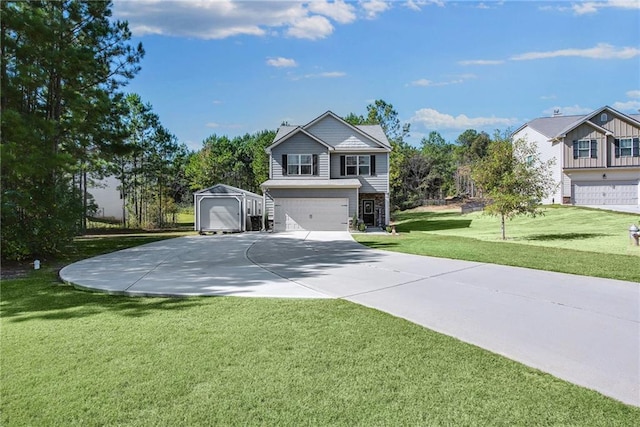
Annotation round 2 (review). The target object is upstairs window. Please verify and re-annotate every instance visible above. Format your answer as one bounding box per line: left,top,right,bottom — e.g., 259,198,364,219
282,154,318,176
615,138,640,158
573,139,597,159
341,155,376,176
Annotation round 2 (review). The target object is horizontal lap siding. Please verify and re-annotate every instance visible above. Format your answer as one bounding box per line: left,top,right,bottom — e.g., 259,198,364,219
271,134,329,179
330,153,388,193
268,188,358,218
306,115,378,148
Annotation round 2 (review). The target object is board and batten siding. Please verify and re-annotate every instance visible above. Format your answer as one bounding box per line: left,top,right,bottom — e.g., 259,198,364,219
267,188,358,218
306,115,379,149
595,114,640,167
270,133,329,179
563,124,606,169
329,153,388,193
597,113,640,137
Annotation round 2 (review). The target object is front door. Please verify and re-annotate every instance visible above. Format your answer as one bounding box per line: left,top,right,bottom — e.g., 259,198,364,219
362,200,374,226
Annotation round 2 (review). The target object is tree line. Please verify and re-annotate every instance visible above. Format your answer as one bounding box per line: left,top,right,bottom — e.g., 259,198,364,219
1,1,552,261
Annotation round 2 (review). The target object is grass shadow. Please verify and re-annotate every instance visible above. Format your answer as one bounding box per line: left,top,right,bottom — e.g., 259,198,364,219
526,233,609,241
396,219,472,233
0,272,206,323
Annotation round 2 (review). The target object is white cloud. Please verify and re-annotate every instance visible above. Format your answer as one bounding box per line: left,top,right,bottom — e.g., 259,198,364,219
292,71,347,80
266,57,298,68
206,122,220,128
411,108,518,129
409,74,475,87
361,0,391,19
511,43,640,60
542,105,593,116
573,0,639,15
458,59,505,66
404,0,444,11
613,100,640,111
309,0,356,24
287,15,334,40
626,90,640,98
112,0,369,40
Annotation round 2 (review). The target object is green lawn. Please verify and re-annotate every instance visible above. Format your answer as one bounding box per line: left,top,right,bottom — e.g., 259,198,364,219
354,206,640,282
3,269,640,425
3,214,640,425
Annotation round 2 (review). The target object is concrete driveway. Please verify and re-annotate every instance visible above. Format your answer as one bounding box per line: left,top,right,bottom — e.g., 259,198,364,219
60,231,639,407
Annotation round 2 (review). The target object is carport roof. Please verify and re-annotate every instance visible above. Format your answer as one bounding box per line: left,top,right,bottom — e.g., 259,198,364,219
261,179,361,189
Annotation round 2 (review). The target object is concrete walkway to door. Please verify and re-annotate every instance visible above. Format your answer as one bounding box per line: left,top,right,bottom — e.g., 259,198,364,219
60,231,640,407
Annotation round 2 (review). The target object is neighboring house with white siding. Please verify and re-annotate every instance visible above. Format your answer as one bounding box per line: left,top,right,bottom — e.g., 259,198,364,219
513,106,640,207
261,111,391,231
89,175,125,221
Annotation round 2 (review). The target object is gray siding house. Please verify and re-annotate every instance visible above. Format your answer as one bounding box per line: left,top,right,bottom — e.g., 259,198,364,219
261,111,391,231
513,106,640,207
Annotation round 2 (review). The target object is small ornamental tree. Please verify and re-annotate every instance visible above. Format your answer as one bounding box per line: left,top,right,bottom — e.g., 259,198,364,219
472,135,557,240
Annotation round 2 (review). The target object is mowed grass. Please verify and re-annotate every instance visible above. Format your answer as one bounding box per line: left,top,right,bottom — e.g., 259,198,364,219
354,206,640,282
3,270,640,426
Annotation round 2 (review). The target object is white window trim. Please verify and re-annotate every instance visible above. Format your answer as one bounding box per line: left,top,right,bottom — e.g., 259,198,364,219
345,155,370,176
619,138,633,157
288,154,313,176
576,140,592,158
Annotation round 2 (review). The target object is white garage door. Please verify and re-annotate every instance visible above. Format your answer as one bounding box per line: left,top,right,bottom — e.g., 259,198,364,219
199,197,240,231
573,181,638,205
274,198,348,232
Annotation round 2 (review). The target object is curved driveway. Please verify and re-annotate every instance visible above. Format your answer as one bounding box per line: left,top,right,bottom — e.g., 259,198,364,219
60,231,639,407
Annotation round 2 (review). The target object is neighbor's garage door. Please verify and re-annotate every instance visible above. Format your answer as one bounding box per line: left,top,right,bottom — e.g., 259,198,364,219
199,197,240,231
274,198,348,231
573,181,638,205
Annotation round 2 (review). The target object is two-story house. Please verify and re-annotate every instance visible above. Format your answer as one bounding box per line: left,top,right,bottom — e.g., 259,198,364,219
260,111,391,231
513,106,639,207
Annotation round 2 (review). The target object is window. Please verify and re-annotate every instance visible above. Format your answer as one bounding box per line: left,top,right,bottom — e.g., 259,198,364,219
287,154,313,175
358,156,370,175
345,155,358,175
342,155,375,176
573,139,597,159
619,138,632,157
615,138,640,158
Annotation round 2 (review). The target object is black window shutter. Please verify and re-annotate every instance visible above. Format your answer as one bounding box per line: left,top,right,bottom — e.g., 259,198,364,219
573,141,578,159
340,155,345,176
312,154,318,175
614,139,620,158
282,154,288,175
370,155,376,175
633,138,640,157
590,140,597,159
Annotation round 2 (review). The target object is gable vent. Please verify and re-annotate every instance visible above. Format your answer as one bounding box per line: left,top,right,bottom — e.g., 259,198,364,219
601,113,608,122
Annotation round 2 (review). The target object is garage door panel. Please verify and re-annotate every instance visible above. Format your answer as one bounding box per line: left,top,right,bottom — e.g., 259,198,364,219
573,181,638,205
200,197,240,230
274,198,348,231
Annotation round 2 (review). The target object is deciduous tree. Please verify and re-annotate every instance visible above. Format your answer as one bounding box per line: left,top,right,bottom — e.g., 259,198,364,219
472,135,557,240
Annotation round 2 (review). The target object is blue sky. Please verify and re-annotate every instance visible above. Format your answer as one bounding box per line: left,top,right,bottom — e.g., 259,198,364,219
112,0,640,149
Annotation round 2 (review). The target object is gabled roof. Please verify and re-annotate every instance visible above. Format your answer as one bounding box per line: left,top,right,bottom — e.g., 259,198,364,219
266,110,391,153
195,183,261,198
266,126,335,153
515,106,640,140
303,110,391,149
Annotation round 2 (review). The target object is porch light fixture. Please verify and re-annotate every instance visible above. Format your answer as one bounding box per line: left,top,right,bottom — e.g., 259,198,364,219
602,174,607,180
